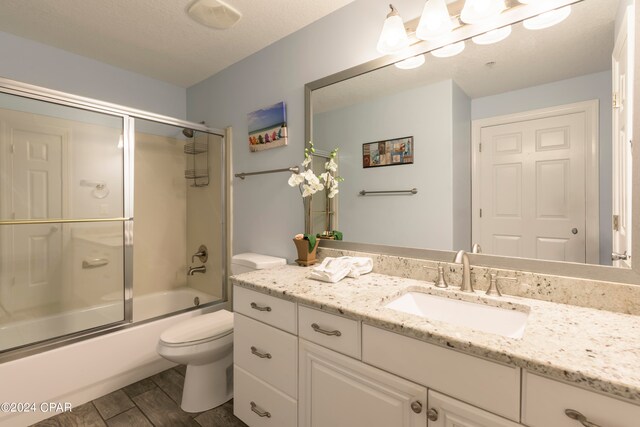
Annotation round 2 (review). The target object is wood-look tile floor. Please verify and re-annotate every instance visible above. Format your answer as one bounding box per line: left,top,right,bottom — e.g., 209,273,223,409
31,365,248,427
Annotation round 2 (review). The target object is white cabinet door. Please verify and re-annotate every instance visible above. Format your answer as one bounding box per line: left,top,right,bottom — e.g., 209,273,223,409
299,339,426,427
427,390,520,427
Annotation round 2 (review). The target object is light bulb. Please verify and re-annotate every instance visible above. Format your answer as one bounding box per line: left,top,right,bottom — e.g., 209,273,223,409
395,54,426,70
460,0,505,25
416,0,454,41
376,5,410,55
523,6,571,30
472,25,512,45
431,41,465,58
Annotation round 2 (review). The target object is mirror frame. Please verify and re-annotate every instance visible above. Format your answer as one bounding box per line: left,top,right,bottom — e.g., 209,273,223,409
305,0,640,285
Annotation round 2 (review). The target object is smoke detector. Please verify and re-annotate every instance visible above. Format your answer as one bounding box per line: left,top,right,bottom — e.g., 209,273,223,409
188,0,242,29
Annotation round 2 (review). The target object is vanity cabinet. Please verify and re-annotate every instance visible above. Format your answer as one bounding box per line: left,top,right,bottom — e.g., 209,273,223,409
233,285,640,427
233,286,298,426
299,339,427,427
427,390,520,427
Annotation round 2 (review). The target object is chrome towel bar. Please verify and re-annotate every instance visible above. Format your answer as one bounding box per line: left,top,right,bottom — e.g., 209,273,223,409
235,166,300,180
359,188,418,196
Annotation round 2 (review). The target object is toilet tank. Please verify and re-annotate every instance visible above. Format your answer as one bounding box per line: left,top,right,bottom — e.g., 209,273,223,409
231,253,286,275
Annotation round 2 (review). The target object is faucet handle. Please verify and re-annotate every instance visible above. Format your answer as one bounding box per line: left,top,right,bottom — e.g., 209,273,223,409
191,245,208,263
422,263,448,288
486,273,518,296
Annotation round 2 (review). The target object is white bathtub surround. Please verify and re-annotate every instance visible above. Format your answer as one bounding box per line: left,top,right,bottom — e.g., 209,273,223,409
318,247,640,315
230,265,640,404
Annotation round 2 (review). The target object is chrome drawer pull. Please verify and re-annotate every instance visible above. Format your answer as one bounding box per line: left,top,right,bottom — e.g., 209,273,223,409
250,401,271,418
311,323,342,336
250,302,271,312
250,346,272,359
565,409,601,427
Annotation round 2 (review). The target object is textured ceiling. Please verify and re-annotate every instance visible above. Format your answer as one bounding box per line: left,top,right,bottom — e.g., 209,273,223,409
0,0,355,87
314,0,618,113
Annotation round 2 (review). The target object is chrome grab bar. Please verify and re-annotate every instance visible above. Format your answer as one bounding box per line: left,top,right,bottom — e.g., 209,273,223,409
250,302,272,312
311,323,342,336
250,402,271,418
82,258,109,269
235,166,300,180
250,346,272,359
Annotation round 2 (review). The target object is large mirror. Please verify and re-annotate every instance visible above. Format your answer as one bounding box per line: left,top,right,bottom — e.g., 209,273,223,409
308,0,635,273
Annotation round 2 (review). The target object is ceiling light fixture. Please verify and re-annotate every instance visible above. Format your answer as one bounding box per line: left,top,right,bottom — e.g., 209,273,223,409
187,0,242,30
523,6,572,30
376,4,410,55
431,41,465,58
460,0,505,25
395,54,426,70
416,0,454,41
472,25,512,45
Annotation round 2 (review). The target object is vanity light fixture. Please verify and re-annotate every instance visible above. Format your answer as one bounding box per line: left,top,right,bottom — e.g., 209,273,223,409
431,40,465,58
523,6,572,30
460,0,506,25
472,25,512,45
394,54,426,69
416,0,455,41
376,4,410,55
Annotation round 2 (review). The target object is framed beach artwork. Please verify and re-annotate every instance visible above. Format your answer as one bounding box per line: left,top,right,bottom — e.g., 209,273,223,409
362,136,413,168
247,101,288,152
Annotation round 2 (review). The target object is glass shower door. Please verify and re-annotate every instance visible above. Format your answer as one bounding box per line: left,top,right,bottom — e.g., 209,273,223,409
0,91,129,352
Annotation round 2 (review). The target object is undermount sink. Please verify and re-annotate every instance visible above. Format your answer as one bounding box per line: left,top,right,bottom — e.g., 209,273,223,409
384,291,529,339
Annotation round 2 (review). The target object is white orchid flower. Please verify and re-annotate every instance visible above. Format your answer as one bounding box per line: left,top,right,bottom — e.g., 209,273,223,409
288,173,304,187
328,188,339,198
325,158,337,172
301,184,314,197
302,156,312,167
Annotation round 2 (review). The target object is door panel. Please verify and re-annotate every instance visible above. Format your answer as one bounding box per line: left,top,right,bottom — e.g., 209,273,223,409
427,390,520,427
478,111,587,262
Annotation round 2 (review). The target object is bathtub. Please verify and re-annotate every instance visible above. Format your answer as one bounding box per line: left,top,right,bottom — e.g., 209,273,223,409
0,287,225,427
0,287,217,352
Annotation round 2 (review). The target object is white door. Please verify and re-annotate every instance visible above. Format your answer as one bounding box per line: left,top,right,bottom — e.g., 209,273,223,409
299,339,427,427
476,111,588,263
612,7,633,268
427,390,520,427
0,120,66,312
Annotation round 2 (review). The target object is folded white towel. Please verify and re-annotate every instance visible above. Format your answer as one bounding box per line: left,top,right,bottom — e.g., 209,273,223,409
309,256,373,283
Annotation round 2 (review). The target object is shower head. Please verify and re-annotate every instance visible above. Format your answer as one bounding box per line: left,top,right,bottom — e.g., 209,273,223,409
182,128,194,138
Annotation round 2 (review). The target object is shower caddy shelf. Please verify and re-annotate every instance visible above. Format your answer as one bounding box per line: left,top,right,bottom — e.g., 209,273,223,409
184,138,209,187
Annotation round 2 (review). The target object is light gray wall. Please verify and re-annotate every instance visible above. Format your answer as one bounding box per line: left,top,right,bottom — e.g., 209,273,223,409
452,82,472,251
314,80,454,250
187,0,425,261
0,31,186,118
471,71,613,265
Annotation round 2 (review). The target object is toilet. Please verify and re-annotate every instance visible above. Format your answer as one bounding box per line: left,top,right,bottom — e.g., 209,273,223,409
156,252,286,413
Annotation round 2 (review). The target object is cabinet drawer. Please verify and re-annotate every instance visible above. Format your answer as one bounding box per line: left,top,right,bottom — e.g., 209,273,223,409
522,372,640,427
298,305,361,359
234,285,296,334
234,365,297,427
234,313,297,398
362,324,520,422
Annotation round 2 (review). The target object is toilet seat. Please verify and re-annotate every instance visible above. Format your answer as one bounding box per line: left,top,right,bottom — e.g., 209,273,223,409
159,310,234,347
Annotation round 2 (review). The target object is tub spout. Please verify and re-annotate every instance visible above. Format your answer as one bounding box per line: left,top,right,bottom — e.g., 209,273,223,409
188,265,206,275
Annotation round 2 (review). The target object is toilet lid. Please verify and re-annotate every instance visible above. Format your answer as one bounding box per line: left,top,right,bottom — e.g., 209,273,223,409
160,309,234,345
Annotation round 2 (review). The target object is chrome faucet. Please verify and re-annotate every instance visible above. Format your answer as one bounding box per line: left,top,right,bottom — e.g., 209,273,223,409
471,243,482,254
188,265,207,275
453,250,474,292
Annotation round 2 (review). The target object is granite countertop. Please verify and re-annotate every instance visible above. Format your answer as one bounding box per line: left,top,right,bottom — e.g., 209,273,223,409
230,265,640,404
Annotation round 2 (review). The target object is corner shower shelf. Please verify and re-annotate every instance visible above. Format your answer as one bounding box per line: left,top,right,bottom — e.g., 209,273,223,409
184,138,209,187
